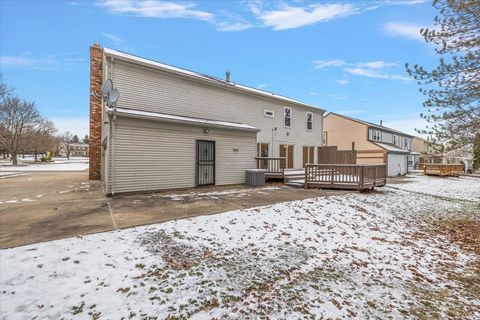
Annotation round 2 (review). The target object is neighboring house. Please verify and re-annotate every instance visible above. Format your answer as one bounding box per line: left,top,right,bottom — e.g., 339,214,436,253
410,137,443,167
323,113,413,177
89,44,325,194
60,143,89,157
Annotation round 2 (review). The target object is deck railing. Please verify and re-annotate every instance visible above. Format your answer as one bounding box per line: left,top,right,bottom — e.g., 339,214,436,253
304,164,387,190
255,157,286,177
423,164,463,176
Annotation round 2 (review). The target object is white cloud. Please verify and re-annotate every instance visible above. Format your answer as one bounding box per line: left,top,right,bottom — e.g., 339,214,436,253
345,67,411,81
51,117,89,137
102,32,136,53
383,116,429,136
383,0,429,5
313,59,411,81
309,92,321,95
256,83,271,89
0,53,83,71
384,22,425,41
357,61,398,69
335,79,349,85
329,94,346,100
98,0,214,21
313,59,346,69
257,3,355,30
215,21,252,32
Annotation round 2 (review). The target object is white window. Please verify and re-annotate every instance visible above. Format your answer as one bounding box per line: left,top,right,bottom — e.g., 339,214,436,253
264,109,274,118
372,129,382,141
284,107,292,127
306,112,313,130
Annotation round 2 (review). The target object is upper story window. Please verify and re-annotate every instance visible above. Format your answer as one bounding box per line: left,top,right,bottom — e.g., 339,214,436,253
322,132,327,145
284,107,292,127
264,109,274,118
371,129,382,141
306,112,313,130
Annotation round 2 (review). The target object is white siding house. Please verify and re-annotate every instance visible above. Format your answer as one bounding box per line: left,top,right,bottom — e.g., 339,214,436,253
92,46,325,194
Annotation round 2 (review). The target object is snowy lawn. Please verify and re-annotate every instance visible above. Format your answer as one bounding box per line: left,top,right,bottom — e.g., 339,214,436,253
1,176,479,319
0,157,88,172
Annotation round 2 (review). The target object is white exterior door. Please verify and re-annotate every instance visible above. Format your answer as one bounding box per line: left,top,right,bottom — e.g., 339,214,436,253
387,154,408,176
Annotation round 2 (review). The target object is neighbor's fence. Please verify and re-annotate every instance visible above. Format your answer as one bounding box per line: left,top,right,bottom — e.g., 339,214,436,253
304,164,387,190
317,146,357,164
423,164,464,177
255,157,286,177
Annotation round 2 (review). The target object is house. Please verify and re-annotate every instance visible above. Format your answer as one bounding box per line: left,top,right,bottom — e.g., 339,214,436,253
59,143,89,157
410,137,443,168
88,44,325,194
69,143,89,157
323,113,413,177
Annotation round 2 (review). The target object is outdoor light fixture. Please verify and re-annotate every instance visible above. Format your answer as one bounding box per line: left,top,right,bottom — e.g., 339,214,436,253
203,128,209,134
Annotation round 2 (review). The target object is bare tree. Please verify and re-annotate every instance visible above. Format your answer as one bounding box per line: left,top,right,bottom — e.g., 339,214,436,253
59,131,74,159
0,96,41,165
26,119,57,161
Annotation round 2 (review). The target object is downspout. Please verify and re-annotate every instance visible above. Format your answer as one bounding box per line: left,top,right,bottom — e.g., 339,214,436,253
110,109,116,196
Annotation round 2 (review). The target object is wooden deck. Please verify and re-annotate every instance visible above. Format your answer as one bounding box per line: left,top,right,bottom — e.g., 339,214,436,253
255,158,387,190
423,164,464,177
305,164,387,190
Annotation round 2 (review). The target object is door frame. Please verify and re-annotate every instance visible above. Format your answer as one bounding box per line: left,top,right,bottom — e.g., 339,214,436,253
279,144,294,169
195,140,216,186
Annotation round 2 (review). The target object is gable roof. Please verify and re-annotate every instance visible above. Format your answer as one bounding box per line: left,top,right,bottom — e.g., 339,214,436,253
325,112,413,137
103,48,325,113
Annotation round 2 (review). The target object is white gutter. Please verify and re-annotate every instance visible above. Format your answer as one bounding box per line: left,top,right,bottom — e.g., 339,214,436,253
106,107,261,132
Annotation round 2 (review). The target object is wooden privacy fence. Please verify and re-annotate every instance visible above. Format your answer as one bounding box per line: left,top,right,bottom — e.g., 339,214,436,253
255,157,286,178
304,164,387,190
423,164,464,177
318,146,357,164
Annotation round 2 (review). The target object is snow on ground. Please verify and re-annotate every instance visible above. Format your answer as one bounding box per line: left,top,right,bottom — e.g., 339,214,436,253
1,176,479,319
158,186,281,201
0,157,88,172
391,174,480,201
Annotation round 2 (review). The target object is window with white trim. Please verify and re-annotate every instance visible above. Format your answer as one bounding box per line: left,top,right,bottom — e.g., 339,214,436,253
264,109,274,118
284,107,292,127
306,112,313,130
371,129,382,141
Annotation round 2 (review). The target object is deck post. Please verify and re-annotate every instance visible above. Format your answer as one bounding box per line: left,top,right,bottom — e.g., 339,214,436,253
304,165,308,189
359,166,364,190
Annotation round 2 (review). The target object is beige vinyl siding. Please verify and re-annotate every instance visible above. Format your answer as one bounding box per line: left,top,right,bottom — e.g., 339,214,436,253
107,58,323,169
110,117,256,194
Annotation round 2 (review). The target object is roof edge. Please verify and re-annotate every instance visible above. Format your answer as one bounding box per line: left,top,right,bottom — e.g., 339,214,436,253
107,107,261,132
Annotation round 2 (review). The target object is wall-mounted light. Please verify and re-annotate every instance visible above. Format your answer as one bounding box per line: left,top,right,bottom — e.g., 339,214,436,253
203,128,209,134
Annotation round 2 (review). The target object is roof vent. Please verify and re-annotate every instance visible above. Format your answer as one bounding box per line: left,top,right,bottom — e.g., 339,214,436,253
380,120,383,126
225,71,230,83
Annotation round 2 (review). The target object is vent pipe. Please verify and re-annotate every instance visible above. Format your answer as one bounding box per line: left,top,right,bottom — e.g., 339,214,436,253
380,120,383,126
225,71,230,83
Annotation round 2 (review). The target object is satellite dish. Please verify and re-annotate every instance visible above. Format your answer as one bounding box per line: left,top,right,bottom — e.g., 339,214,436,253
101,79,113,98
108,88,120,104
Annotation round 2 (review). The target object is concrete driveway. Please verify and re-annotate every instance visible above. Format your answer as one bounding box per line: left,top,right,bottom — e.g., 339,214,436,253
0,172,349,249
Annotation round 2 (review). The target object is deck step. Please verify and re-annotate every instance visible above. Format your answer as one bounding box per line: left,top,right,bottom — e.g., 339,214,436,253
285,181,305,188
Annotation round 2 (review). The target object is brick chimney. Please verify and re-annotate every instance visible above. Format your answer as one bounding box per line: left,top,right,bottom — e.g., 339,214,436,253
89,43,103,180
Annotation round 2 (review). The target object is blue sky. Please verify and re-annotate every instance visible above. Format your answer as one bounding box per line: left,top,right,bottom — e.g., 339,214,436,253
0,0,438,137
